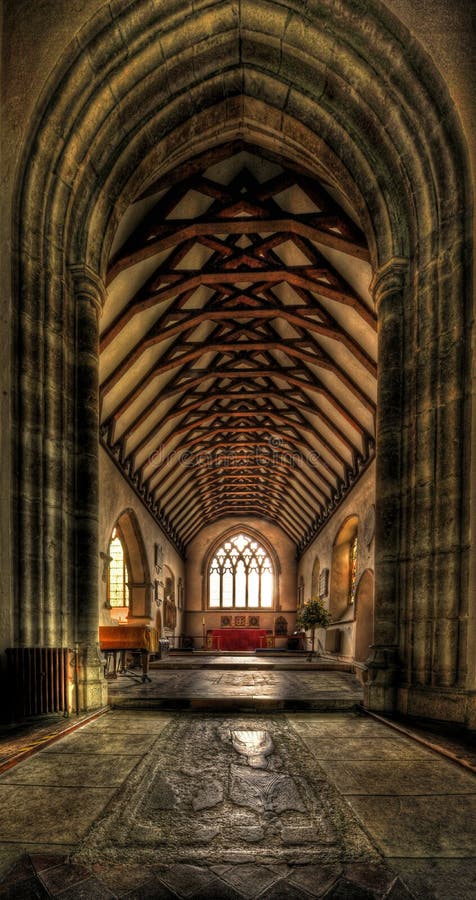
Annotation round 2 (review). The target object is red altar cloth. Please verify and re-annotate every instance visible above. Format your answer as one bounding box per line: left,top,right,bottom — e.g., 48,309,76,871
211,628,267,650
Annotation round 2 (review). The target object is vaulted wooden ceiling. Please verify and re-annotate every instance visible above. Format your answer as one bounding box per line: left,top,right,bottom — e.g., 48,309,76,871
100,142,376,555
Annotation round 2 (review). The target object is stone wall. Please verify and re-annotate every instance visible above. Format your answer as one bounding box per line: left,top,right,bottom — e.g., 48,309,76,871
297,462,376,659
185,517,297,648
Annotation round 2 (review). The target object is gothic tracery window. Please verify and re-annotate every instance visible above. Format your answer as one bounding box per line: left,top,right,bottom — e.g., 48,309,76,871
208,533,274,609
107,528,129,607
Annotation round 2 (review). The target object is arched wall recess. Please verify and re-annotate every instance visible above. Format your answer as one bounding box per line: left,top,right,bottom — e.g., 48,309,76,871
13,0,473,723
111,508,153,620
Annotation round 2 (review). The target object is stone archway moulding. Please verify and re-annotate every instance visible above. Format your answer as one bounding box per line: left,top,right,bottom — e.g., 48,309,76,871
13,0,473,722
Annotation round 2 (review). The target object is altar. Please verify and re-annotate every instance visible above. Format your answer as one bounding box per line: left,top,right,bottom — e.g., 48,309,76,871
210,627,268,651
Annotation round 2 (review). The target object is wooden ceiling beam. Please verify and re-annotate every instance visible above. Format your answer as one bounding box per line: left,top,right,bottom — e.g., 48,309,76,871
101,338,375,419
132,419,340,488
165,469,319,525
100,304,376,398
103,262,374,345
107,215,370,284
152,450,327,512
144,432,335,499
130,404,346,473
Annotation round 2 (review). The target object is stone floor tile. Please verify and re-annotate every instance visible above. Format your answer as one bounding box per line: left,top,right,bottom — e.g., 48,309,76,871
86,715,171,734
29,855,68,874
348,795,476,857
158,864,215,897
0,875,49,899
0,856,35,889
121,878,179,899
288,717,394,738
344,862,398,895
317,759,476,796
186,877,243,899
384,878,417,900
300,737,430,760
52,876,115,899
38,862,91,895
392,858,476,900
1,753,143,788
258,878,312,899
324,877,375,899
106,670,363,708
90,864,154,895
41,733,158,756
0,786,117,844
287,863,342,896
218,864,281,897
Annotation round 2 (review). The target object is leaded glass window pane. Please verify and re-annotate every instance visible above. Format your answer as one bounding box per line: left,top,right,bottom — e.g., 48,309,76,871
108,533,129,607
222,569,233,607
209,570,220,607
261,571,273,607
235,560,246,606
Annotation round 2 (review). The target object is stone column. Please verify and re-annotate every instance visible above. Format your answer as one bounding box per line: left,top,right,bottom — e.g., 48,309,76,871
69,265,108,711
364,258,408,713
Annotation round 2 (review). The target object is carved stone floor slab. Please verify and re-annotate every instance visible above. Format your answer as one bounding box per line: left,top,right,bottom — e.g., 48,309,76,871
74,713,377,868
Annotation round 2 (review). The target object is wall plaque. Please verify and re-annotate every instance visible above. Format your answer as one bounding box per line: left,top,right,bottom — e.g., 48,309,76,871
319,568,329,598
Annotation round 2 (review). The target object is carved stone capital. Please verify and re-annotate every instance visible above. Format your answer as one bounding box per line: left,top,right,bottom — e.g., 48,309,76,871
370,257,409,310
69,264,106,318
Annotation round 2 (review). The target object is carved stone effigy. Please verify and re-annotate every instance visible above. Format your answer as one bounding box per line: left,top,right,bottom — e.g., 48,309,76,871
74,714,379,866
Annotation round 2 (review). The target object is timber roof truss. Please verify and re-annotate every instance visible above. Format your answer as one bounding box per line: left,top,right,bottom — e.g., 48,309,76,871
100,144,376,555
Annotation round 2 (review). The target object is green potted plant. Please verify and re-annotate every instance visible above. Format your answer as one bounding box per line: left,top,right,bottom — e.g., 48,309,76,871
296,596,332,661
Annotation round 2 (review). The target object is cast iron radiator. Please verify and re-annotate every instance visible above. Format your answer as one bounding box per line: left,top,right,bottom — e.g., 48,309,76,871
6,647,70,719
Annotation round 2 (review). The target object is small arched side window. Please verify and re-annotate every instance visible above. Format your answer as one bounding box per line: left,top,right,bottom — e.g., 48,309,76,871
107,527,129,607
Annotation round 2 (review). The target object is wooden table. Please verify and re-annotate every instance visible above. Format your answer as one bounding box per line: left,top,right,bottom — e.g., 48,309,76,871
99,625,159,682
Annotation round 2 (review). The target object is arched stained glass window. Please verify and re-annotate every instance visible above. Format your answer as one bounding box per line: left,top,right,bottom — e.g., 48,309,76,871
108,527,129,607
208,533,274,609
349,534,358,604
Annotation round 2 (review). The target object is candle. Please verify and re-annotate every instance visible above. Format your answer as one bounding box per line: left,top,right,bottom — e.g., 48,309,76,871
202,616,205,626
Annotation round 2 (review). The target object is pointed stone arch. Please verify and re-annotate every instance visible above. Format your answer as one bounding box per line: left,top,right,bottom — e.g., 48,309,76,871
12,0,473,721
109,508,153,619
